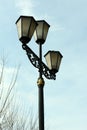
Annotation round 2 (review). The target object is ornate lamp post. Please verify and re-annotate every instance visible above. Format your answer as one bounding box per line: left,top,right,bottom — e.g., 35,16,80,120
16,15,63,130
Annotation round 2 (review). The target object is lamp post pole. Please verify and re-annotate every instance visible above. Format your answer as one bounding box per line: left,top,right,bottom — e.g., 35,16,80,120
37,43,44,130
16,15,63,130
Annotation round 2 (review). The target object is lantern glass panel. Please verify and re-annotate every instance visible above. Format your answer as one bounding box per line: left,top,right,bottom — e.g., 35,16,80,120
22,17,31,37
16,18,21,39
34,21,43,43
29,18,38,40
51,52,58,70
43,23,49,42
44,52,51,70
56,53,62,70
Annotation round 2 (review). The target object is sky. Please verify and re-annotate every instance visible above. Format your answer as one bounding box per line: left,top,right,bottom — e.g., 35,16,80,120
0,0,87,130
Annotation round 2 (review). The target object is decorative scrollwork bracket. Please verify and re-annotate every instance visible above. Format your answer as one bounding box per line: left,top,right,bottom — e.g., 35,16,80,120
22,44,56,80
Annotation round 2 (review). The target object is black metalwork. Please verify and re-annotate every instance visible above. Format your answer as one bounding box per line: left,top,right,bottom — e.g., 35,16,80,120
22,44,56,80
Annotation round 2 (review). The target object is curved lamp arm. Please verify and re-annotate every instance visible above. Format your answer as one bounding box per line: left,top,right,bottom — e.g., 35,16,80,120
22,44,56,80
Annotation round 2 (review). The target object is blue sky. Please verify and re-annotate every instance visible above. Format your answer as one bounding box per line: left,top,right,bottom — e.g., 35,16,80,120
0,0,87,130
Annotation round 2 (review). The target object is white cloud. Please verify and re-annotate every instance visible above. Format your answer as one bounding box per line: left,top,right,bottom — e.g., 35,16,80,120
0,65,17,86
15,0,35,15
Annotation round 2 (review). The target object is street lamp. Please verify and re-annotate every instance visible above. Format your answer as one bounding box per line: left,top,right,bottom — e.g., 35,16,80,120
34,20,50,44
16,15,63,130
16,16,37,44
44,51,63,73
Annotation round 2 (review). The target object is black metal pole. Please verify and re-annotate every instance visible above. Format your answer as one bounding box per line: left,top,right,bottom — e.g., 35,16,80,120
39,43,42,78
38,84,44,130
37,43,44,130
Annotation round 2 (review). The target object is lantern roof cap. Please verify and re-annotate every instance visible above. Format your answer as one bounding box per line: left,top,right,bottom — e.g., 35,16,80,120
44,50,63,58
15,15,36,24
36,20,50,27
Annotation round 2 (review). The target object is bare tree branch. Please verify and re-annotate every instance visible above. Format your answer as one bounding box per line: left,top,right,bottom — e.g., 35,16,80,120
0,57,38,130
